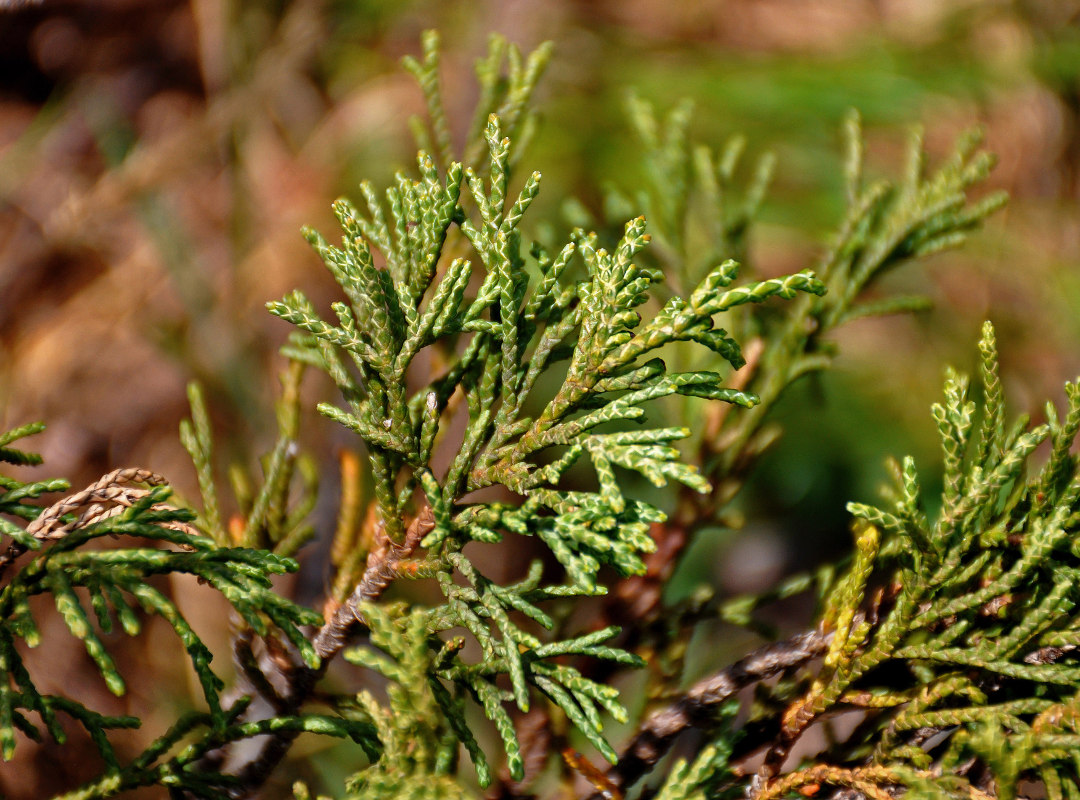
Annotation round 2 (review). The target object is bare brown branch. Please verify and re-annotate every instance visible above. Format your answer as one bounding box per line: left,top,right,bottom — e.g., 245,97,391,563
588,626,829,800
313,505,434,659
205,505,436,797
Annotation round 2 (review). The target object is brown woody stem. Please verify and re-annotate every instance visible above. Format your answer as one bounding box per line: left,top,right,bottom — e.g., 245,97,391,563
587,626,829,800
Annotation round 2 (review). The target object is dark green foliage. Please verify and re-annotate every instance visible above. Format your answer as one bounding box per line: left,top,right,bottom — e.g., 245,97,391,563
55,700,374,800
266,31,1019,800
813,323,1080,798
0,425,326,797
0,423,68,545
709,324,1080,800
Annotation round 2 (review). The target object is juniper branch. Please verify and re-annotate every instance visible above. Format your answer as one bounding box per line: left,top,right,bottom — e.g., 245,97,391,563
0,468,183,579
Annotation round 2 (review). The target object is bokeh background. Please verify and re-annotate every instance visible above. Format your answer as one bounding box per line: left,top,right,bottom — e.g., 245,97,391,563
2,0,1080,795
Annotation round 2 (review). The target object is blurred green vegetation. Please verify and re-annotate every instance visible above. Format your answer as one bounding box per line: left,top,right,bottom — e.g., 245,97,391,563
2,0,1080,795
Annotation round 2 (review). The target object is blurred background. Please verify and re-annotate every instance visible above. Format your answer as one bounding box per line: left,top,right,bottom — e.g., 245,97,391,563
2,0,1080,795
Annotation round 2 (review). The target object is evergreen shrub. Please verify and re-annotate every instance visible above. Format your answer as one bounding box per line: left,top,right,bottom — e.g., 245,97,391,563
8,31,1079,800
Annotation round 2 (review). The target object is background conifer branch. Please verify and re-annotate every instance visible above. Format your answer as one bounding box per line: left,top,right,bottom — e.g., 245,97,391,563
592,626,832,797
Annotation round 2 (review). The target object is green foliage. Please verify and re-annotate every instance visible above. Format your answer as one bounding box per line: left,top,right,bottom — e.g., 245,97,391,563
337,603,469,798
731,322,1080,800
9,26,1076,800
0,422,68,542
0,425,328,796
56,701,372,800
267,27,833,783
600,95,1007,500
181,361,318,555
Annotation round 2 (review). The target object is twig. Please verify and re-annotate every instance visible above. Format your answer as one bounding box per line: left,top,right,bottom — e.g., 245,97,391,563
587,626,830,799
314,505,433,658
200,506,435,796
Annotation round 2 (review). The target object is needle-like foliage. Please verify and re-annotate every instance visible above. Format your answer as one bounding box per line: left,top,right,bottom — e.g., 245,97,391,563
269,69,825,779
0,423,329,797
743,323,1080,800
181,362,318,556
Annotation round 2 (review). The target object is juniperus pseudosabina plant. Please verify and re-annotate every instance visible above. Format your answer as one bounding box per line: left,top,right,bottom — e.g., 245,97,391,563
7,29,1080,800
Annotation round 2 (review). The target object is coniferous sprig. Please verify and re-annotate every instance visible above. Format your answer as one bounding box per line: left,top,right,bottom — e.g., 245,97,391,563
336,603,470,800
273,118,822,570
56,698,375,800
713,111,1008,482
403,30,554,176
328,596,641,796
743,322,1080,800
585,92,776,287
180,361,318,556
0,433,323,789
5,25,1063,800
268,32,827,783
576,95,1007,671
588,98,1006,498
0,423,69,564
